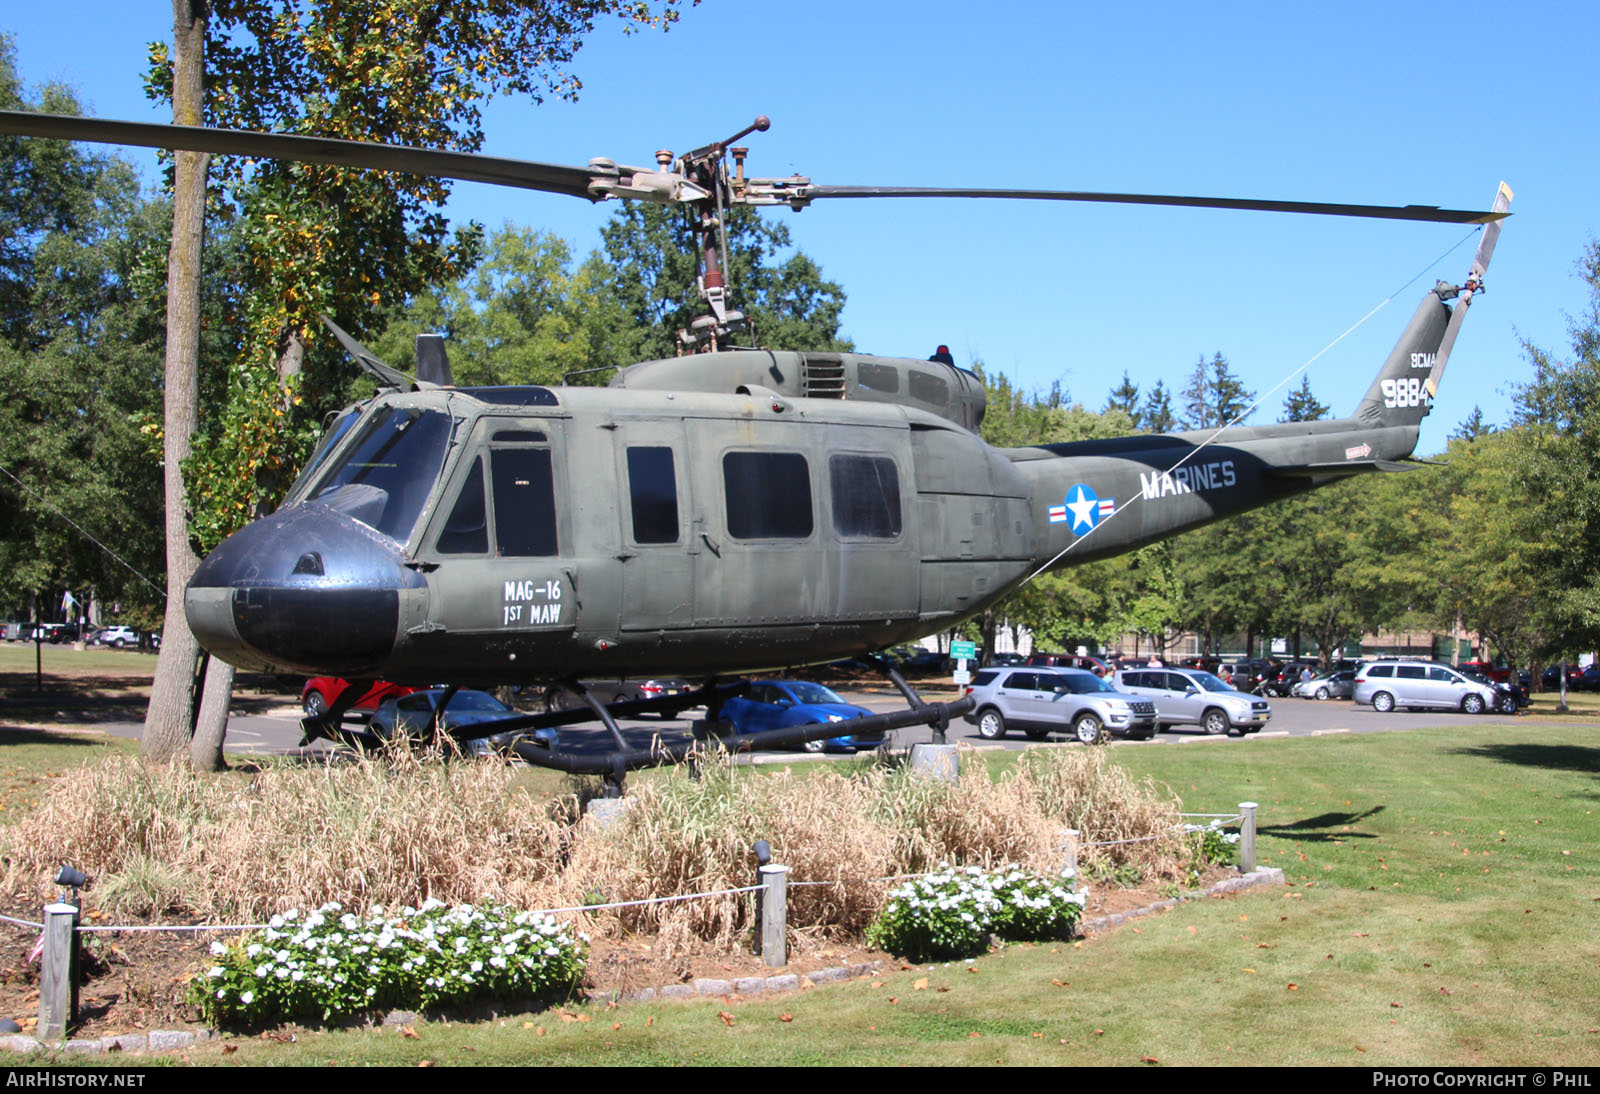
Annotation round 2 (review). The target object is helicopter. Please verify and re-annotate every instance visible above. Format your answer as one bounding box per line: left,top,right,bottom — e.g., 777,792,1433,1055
0,108,1512,785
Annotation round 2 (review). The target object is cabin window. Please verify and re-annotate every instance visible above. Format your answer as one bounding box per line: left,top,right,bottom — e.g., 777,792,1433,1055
830,454,901,539
627,446,680,545
909,369,950,407
723,451,812,540
436,456,488,554
312,406,452,545
856,362,899,394
490,447,558,556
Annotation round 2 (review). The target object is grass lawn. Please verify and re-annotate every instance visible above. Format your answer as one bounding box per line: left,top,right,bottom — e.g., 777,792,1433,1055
116,720,1592,1067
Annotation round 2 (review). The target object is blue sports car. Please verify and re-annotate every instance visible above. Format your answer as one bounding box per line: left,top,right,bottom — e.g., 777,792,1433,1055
720,680,885,752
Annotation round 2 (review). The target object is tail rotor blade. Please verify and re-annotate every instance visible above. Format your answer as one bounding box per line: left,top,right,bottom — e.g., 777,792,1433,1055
1427,181,1514,403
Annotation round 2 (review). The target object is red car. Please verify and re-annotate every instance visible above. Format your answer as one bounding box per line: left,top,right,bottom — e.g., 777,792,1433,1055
300,678,418,720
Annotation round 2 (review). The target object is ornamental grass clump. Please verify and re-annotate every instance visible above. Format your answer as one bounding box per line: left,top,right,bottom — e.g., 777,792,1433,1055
193,899,586,1027
865,864,1085,963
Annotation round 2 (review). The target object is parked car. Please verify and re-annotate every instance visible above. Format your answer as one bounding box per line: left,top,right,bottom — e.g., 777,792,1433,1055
1290,669,1356,701
301,677,419,720
1112,667,1271,735
1455,666,1525,714
90,625,139,648
1352,661,1499,713
542,677,695,714
964,666,1157,744
368,688,554,756
719,680,885,752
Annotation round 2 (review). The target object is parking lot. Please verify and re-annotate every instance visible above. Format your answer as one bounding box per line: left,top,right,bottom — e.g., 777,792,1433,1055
98,685,1535,760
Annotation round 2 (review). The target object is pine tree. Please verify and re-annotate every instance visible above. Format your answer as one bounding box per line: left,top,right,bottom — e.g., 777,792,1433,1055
1104,370,1141,428
1141,378,1176,432
1180,351,1255,430
1281,375,1330,422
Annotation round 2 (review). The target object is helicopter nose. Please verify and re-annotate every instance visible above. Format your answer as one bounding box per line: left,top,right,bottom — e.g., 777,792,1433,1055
184,504,426,676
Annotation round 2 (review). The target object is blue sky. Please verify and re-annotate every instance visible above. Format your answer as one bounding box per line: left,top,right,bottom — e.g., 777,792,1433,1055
7,1,1596,453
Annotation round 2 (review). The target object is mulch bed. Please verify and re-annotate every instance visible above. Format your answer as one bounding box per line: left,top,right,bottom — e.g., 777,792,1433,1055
0,870,1234,1041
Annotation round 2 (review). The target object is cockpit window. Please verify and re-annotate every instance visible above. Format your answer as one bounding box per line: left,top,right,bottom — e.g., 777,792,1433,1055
286,406,361,501
311,407,452,544
436,456,488,554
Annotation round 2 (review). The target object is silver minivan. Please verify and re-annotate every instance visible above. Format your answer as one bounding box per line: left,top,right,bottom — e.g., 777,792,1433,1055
1352,661,1498,713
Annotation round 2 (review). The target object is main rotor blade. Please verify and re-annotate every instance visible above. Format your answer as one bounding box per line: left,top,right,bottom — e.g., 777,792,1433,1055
796,185,1509,224
0,110,613,200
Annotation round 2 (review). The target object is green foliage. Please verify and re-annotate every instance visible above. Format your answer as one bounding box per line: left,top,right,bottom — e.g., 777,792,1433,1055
1280,374,1329,422
0,44,187,616
865,864,1085,963
1103,370,1141,426
1180,351,1255,430
1182,819,1240,886
597,202,851,362
193,899,587,1026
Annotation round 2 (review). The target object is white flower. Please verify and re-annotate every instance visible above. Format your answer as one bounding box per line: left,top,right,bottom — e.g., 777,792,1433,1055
240,991,254,1005
209,940,227,956
208,966,224,979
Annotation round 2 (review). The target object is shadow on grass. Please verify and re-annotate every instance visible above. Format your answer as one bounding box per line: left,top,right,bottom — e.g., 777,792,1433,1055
1259,805,1385,843
1446,742,1600,777
0,726,117,750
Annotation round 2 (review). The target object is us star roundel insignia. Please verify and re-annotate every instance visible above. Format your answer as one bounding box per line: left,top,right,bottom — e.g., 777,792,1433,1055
1056,483,1114,534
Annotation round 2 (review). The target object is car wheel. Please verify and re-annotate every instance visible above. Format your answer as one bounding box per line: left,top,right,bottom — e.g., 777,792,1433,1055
802,733,826,753
1371,691,1395,713
1315,686,1329,701
1462,694,1486,715
303,691,328,720
1202,708,1230,736
112,638,127,648
1073,713,1105,745
1497,694,1518,715
975,708,1007,740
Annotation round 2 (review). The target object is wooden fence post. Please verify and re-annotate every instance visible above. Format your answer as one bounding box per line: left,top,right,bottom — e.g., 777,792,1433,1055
1239,802,1258,872
1061,828,1080,879
38,902,78,1040
759,863,789,968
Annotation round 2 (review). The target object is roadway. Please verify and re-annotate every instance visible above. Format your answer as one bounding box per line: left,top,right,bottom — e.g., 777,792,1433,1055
95,687,1536,761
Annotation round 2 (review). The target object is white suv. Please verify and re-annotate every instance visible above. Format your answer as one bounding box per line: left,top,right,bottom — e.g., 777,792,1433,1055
963,666,1157,744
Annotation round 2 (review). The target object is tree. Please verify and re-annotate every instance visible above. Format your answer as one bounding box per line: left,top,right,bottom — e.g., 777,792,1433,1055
1180,351,1255,431
140,0,691,766
1450,405,1494,442
1140,378,1176,432
1281,375,1330,422
1103,371,1141,428
595,203,850,364
1504,238,1600,655
0,39,172,625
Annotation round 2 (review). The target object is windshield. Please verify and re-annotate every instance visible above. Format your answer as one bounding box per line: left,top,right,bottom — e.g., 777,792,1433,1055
1190,672,1237,693
440,691,510,713
783,682,845,705
1059,675,1118,695
286,406,362,502
310,406,453,544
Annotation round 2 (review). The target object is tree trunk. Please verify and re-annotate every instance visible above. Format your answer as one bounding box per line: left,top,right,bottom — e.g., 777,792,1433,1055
190,656,234,771
141,0,210,764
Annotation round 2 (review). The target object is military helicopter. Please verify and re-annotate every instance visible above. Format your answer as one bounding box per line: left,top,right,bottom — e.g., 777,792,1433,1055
0,109,1511,786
